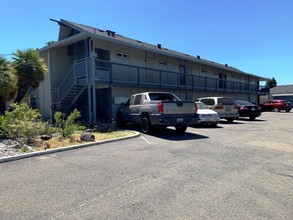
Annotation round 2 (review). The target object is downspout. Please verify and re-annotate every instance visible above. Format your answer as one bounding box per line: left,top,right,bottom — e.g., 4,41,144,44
89,37,97,123
87,38,92,122
48,50,53,121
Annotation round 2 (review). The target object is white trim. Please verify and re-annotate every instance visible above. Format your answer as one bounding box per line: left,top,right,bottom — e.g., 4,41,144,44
116,51,128,59
272,94,293,96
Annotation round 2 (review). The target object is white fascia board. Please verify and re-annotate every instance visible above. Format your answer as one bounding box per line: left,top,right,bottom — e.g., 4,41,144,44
39,32,88,52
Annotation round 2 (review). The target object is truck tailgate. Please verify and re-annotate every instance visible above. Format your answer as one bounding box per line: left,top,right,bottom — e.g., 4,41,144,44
162,101,195,114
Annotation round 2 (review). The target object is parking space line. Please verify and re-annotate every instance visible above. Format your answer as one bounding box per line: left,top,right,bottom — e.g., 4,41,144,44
140,135,151,144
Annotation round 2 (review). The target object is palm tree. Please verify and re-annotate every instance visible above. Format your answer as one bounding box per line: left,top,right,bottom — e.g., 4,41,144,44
0,57,18,113
12,49,47,104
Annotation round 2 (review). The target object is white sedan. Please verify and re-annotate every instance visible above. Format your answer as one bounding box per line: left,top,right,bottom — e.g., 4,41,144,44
195,101,220,126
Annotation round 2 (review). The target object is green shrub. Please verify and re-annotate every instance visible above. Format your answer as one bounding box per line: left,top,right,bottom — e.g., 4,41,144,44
0,103,45,144
0,116,6,139
54,109,85,138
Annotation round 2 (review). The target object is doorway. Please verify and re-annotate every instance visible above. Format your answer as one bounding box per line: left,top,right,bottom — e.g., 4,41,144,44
96,88,112,121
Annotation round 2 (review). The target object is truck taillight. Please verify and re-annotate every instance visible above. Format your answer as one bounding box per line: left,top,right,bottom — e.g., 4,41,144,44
195,103,198,113
158,102,163,113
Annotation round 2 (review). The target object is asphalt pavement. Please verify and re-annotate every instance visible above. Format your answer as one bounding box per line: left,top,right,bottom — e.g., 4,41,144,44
0,112,292,219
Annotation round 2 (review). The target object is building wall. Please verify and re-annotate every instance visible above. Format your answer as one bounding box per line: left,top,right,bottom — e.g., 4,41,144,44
37,80,51,119
36,51,51,119
50,47,73,88
39,37,262,121
92,38,259,90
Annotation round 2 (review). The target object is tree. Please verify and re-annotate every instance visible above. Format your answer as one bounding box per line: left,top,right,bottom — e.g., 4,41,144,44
266,77,277,88
12,49,47,104
0,57,18,101
0,57,18,113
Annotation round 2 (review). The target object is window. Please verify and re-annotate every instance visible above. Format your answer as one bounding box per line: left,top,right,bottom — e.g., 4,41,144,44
149,93,179,101
95,48,110,60
116,51,128,59
133,95,142,105
218,98,235,105
159,60,167,66
201,99,215,105
129,96,135,105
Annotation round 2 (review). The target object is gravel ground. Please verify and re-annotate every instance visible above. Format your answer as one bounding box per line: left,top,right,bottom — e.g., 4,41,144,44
0,139,35,157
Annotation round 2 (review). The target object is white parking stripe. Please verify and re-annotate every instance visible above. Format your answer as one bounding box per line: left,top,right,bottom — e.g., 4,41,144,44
140,135,151,144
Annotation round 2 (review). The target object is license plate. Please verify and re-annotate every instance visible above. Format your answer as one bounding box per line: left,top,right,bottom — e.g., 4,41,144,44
251,107,255,111
226,108,231,111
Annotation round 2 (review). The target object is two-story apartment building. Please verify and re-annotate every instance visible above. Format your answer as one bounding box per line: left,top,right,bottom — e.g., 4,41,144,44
37,19,268,122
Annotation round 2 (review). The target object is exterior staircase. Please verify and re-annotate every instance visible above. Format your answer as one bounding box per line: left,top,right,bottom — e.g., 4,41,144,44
52,58,89,110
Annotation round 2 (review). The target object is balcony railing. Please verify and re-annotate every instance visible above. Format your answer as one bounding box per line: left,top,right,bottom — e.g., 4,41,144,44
94,59,267,94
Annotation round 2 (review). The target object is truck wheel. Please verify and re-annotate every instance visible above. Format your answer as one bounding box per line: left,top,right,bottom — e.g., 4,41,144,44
141,116,152,134
175,125,187,133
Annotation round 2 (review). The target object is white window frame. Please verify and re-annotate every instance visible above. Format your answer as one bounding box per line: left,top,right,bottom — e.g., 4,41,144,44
116,51,128,59
159,60,167,66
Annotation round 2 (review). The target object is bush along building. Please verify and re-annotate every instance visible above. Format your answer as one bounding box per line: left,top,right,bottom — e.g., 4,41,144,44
36,19,268,123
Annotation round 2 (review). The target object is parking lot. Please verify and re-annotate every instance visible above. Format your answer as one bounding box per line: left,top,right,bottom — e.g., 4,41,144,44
0,112,292,219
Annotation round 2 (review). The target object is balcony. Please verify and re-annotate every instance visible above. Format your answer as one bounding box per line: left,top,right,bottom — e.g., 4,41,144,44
94,59,267,95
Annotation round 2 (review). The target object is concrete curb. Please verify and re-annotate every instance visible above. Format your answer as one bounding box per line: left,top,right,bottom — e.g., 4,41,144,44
0,131,140,163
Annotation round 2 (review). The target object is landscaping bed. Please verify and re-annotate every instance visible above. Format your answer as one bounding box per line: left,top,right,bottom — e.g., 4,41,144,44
0,130,134,158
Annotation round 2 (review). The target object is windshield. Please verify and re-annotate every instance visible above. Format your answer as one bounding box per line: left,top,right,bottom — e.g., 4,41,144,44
149,93,179,101
236,100,253,105
218,98,235,105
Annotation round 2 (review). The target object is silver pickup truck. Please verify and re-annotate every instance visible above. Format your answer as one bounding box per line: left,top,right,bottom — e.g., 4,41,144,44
116,92,198,133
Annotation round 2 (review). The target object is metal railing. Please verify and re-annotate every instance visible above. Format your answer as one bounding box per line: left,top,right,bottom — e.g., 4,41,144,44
52,58,88,105
94,59,267,94
52,57,267,107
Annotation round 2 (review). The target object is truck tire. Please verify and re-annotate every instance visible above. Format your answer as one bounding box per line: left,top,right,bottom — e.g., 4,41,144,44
141,116,152,134
175,125,187,133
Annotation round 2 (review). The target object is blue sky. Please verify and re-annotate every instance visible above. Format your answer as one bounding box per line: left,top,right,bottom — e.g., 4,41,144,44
1,0,292,85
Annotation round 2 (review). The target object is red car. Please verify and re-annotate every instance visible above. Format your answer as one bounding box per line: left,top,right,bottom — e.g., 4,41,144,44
260,100,292,112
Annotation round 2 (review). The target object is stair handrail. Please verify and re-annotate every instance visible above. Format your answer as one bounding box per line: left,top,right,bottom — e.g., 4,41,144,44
53,57,88,106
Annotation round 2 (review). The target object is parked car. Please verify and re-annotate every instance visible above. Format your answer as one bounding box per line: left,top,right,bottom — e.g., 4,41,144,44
260,100,292,112
116,91,198,133
196,97,239,123
195,101,220,126
235,100,262,120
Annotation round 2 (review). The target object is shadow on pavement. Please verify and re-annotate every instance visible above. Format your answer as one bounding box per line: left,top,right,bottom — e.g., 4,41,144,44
234,118,266,122
122,124,209,141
